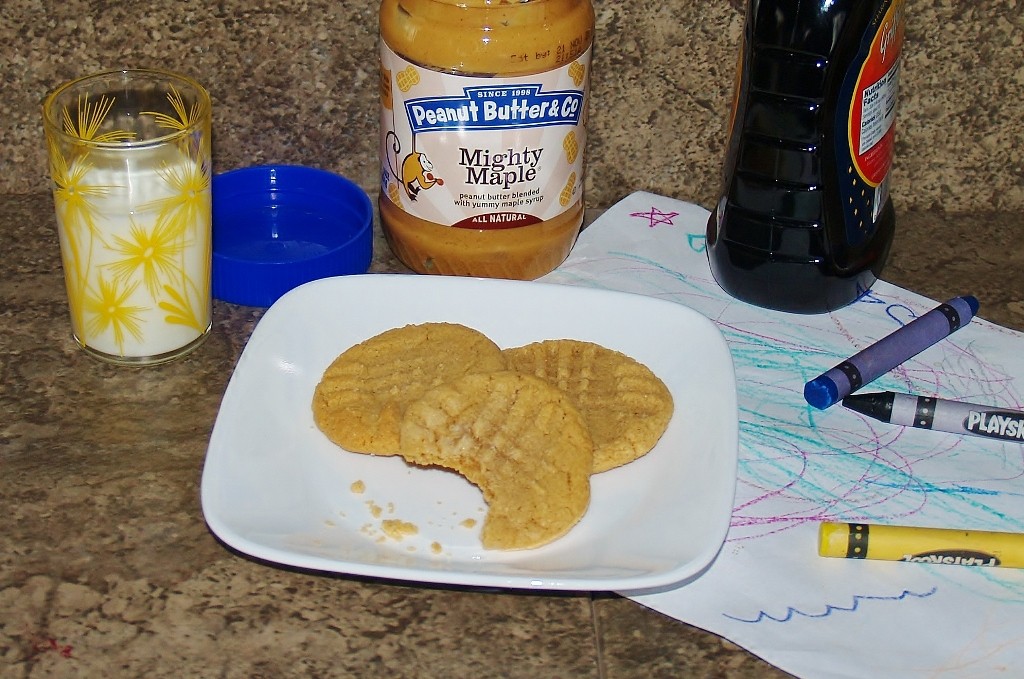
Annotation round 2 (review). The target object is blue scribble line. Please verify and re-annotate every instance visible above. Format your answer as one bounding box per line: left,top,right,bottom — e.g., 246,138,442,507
865,479,1004,497
723,586,939,623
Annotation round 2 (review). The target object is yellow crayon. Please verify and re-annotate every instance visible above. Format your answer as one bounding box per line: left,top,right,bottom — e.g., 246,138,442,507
818,522,1024,569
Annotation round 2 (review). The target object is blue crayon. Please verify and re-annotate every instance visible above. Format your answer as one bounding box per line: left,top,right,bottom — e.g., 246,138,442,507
804,295,980,410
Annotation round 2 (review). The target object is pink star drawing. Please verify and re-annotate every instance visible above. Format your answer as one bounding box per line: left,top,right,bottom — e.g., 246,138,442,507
629,206,680,228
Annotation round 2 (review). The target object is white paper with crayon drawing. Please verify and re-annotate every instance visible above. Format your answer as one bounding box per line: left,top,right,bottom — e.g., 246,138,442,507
541,192,1024,679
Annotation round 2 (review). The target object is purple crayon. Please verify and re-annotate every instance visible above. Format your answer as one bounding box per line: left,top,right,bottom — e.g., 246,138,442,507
804,295,980,410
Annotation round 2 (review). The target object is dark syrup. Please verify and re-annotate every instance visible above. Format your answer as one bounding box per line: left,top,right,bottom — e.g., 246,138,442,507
707,0,903,313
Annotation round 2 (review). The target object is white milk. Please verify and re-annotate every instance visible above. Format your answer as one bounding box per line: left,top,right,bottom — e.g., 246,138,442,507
53,142,211,361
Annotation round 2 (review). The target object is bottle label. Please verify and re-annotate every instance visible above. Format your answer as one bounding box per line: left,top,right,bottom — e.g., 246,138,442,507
840,0,906,230
379,41,590,230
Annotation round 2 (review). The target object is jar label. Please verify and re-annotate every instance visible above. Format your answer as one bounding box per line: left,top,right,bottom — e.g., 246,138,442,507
380,41,590,230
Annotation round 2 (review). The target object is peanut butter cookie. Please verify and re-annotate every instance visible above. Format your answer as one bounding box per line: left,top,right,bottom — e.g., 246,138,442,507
399,371,593,550
312,322,506,455
504,339,673,473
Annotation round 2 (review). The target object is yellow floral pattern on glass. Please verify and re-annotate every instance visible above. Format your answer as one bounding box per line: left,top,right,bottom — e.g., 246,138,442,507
46,77,212,362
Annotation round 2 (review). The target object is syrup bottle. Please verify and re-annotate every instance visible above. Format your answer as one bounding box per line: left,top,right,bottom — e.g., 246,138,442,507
706,0,906,313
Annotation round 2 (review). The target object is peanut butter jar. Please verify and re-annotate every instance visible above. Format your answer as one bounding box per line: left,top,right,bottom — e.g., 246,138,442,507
379,0,594,279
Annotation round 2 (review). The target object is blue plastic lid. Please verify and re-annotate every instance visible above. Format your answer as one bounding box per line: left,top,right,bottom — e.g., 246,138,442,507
212,165,373,307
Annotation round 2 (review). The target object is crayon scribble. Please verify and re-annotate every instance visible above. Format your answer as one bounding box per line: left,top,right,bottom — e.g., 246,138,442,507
548,196,1024,677
628,206,680,228
553,245,1024,543
723,586,939,623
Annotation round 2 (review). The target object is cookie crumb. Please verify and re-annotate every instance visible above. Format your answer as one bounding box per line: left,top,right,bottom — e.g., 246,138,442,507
381,519,419,541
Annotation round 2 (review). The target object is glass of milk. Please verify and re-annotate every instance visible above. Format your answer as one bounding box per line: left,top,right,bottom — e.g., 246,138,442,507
43,69,212,365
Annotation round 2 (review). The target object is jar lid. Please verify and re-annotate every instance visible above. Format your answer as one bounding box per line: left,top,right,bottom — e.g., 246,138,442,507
212,165,373,308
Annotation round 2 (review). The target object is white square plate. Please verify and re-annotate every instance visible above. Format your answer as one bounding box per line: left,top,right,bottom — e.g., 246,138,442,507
201,274,737,591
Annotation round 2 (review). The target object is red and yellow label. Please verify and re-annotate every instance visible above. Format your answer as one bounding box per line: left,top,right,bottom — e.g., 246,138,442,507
848,0,906,186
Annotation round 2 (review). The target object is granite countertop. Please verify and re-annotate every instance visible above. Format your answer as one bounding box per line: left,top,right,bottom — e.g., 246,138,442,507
2,0,1024,676
3,192,1023,677
0,195,791,678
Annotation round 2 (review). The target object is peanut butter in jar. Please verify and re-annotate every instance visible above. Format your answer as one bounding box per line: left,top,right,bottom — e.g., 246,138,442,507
378,0,595,280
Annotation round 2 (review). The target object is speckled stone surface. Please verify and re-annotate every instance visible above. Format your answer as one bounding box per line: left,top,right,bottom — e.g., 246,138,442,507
3,0,1024,213
1,195,799,678
2,0,1024,676
4,192,1023,676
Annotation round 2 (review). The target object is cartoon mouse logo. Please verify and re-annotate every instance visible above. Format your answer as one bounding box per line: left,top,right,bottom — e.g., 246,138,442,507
401,151,444,200
385,131,444,202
